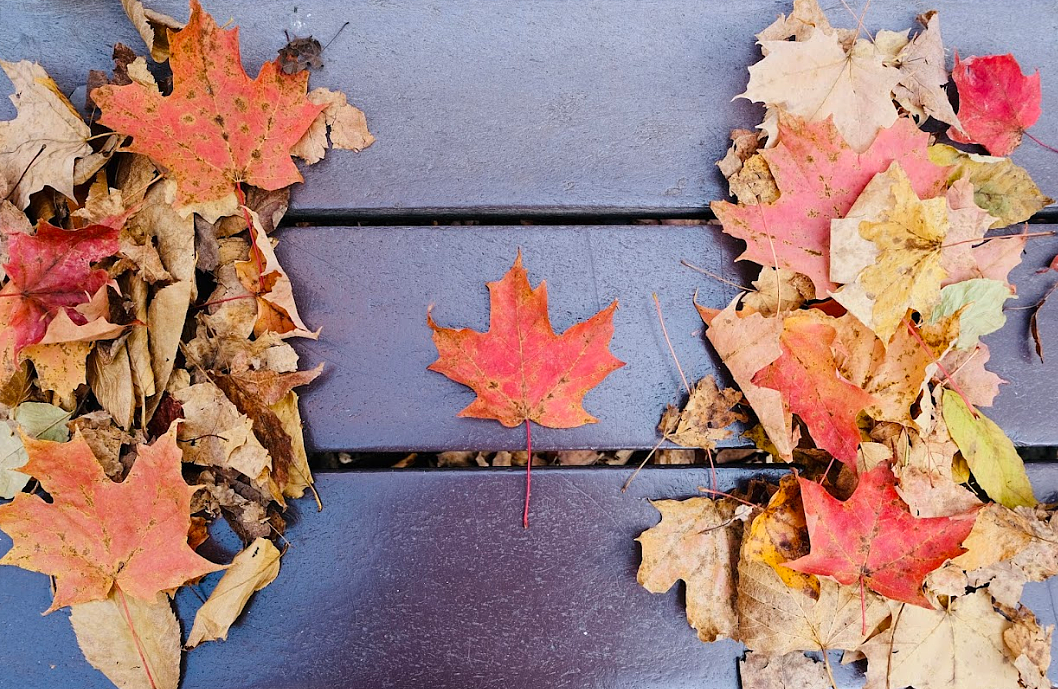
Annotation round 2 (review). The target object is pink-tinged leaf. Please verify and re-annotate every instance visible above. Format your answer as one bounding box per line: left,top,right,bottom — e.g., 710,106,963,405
710,115,949,294
787,463,978,607
0,430,223,612
951,54,1042,156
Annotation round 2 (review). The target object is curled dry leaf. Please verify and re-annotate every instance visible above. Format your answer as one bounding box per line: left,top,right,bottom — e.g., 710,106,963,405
636,497,743,642
172,381,271,481
186,537,281,648
886,12,960,128
70,589,180,689
120,0,185,62
0,60,93,209
293,88,376,165
740,267,815,317
959,505,1058,608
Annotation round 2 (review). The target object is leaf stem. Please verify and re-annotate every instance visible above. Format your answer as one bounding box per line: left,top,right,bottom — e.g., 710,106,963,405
116,586,159,689
940,230,1054,249
621,437,666,492
523,419,532,529
1025,131,1058,155
653,293,690,395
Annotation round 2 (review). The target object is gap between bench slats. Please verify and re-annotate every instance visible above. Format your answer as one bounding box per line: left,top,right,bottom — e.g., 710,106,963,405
1,0,1054,218
276,224,1058,452
2,465,1057,689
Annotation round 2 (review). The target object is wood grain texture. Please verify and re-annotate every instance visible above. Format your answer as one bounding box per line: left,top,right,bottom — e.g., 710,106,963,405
2,465,1058,689
274,224,1058,451
1,0,1054,217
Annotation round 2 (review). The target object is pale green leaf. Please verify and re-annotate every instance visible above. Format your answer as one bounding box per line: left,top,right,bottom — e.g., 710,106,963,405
929,278,1014,350
942,389,1035,508
0,403,71,499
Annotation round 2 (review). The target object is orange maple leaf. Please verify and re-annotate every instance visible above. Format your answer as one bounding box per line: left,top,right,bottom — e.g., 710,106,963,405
91,0,325,218
0,430,223,613
428,252,624,525
752,312,874,467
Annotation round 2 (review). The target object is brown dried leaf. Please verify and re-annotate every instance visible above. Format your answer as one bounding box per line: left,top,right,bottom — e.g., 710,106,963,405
186,537,280,648
739,652,831,689
293,88,376,165
659,375,746,450
172,382,270,480
636,497,743,642
1004,606,1053,689
121,0,185,62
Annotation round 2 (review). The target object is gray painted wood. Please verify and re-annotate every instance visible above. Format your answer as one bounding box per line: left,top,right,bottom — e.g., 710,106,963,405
1,0,1054,217
275,224,1058,452
3,465,1058,689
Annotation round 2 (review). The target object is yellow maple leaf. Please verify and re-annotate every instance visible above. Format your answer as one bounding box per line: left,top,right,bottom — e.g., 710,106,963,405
831,162,949,343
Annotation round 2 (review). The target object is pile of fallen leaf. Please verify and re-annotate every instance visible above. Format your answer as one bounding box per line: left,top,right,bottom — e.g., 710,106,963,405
636,3,1058,688
0,1,372,687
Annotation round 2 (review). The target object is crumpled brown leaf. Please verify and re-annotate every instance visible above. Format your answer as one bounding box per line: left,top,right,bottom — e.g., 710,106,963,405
1004,606,1054,689
172,382,271,481
121,0,184,62
293,88,376,165
658,375,746,450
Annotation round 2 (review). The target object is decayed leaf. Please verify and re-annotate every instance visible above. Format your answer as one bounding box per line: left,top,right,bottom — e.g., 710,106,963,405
121,0,184,62
1004,606,1053,689
658,375,746,450
928,144,1052,228
743,30,902,152
293,88,376,165
0,429,222,612
0,221,123,385
737,556,889,656
70,589,180,689
711,115,947,295
741,474,817,597
930,278,1013,350
636,497,742,642
753,312,874,466
951,53,1042,156
887,12,960,128
186,537,281,648
703,299,795,460
172,382,271,481
92,0,325,219
236,209,317,339
786,463,977,607
0,60,93,209
739,652,831,689
717,129,777,204
69,411,136,481
831,162,949,343
942,389,1035,508
862,590,1020,689
428,251,624,429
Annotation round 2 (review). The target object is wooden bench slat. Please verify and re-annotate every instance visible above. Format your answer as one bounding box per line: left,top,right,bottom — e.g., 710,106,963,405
275,224,1058,452
2,465,1057,688
2,0,1055,217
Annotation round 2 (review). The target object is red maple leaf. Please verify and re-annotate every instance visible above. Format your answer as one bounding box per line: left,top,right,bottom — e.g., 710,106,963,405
710,115,948,294
950,53,1042,156
0,429,223,612
0,221,120,380
752,313,874,467
786,463,977,611
91,0,325,216
428,251,624,525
